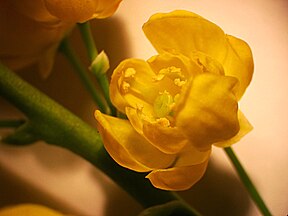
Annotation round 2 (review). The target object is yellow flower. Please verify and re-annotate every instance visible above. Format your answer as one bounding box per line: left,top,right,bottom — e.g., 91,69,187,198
95,10,253,191
0,0,122,77
0,204,65,216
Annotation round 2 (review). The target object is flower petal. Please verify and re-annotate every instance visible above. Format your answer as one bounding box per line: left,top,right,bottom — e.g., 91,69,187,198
224,35,254,99
146,159,209,191
142,121,188,154
147,52,202,80
44,0,122,22
143,10,253,99
110,58,158,115
126,106,190,155
95,110,175,172
0,1,72,76
44,0,97,22
175,145,211,166
214,110,253,148
38,43,59,78
175,73,240,151
125,106,145,134
91,0,122,19
143,10,228,67
7,0,60,23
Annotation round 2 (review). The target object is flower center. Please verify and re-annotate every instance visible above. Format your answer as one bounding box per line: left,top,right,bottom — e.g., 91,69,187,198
153,91,174,118
152,66,188,120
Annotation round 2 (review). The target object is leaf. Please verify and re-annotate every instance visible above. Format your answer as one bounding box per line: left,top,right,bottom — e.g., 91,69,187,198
2,122,38,145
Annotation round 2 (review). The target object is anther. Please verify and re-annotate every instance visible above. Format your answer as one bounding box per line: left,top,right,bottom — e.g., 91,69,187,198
124,68,136,78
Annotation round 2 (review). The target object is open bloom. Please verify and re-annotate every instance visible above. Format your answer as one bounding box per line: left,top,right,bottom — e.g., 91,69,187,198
0,0,122,77
95,10,253,190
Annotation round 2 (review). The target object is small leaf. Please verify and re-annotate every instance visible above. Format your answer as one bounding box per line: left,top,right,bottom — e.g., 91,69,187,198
2,122,38,145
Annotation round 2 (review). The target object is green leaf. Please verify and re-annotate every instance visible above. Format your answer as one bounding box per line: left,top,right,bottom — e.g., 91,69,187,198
3,122,38,145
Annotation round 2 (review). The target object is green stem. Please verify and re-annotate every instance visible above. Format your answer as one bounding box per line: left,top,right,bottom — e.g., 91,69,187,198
0,63,200,216
78,22,116,116
224,147,272,216
0,119,25,128
59,37,110,114
77,22,98,60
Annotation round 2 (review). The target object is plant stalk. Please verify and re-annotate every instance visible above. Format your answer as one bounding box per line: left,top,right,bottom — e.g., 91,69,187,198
224,147,272,216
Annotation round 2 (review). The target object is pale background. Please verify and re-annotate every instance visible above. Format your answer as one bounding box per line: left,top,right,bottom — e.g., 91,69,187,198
0,0,287,215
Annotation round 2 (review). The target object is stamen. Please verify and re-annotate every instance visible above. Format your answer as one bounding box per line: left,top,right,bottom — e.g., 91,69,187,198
121,81,130,93
156,118,170,127
160,66,181,74
159,66,182,76
152,74,165,82
136,103,144,111
124,68,136,78
174,78,186,87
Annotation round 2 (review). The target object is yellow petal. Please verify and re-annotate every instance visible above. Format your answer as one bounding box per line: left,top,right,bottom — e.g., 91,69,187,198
143,10,227,66
0,204,64,216
175,145,211,166
126,107,190,155
143,10,253,99
44,0,97,22
214,110,253,148
110,58,158,115
147,51,202,80
224,35,254,99
142,120,188,154
125,107,145,134
191,51,225,76
7,0,60,23
44,0,122,22
175,73,240,151
95,110,175,172
38,43,60,78
90,0,122,19
0,1,72,75
146,159,209,191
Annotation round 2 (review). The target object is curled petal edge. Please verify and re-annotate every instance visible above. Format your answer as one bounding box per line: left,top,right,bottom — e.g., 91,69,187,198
95,110,175,172
142,121,189,154
214,110,253,148
146,159,209,191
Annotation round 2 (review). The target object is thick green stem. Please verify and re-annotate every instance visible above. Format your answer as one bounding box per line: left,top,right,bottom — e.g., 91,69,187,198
224,147,272,216
0,63,200,216
59,37,110,114
78,22,116,116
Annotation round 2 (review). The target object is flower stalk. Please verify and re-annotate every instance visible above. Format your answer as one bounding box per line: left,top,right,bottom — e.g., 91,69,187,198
78,22,116,116
77,22,99,59
224,147,272,216
59,37,110,114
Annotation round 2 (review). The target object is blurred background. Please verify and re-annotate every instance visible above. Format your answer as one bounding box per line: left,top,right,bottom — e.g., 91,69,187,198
0,0,287,215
